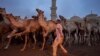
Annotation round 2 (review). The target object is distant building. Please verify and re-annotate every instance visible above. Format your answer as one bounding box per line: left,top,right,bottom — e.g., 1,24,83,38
85,13,99,24
51,0,57,21
70,16,82,23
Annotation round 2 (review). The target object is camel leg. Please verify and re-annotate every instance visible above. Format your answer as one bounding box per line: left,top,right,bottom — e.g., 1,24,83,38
4,29,17,49
1,34,8,49
32,33,36,49
74,33,78,44
0,36,4,49
41,37,46,50
87,32,91,46
13,27,30,37
27,34,31,48
0,36,3,49
40,31,48,50
7,29,17,38
83,33,86,44
68,32,71,47
79,33,82,44
20,35,28,51
63,33,68,46
4,37,12,49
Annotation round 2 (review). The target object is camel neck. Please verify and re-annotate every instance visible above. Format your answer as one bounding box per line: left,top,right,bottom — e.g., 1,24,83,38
38,14,47,29
7,16,20,27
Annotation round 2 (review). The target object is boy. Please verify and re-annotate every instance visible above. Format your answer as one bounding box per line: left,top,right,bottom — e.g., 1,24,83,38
52,19,68,56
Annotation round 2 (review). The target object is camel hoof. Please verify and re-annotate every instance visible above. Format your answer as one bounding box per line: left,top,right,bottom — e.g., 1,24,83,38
39,48,43,51
17,34,21,36
7,35,11,38
20,48,25,51
4,46,8,49
32,46,35,49
32,47,35,49
88,44,91,46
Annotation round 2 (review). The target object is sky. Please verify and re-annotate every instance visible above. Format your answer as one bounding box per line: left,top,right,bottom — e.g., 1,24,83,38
0,0,100,19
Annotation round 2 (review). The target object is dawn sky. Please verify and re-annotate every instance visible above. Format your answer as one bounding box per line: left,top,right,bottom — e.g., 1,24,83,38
0,0,100,19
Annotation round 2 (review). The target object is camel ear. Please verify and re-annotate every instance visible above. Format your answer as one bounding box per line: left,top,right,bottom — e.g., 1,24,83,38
11,14,13,16
32,16,35,18
36,8,39,12
42,11,44,13
84,17,87,21
59,15,64,20
59,15,61,18
59,15,62,19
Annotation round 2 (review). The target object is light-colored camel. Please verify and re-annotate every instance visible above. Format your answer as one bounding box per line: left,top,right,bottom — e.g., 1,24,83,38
59,15,78,46
36,9,57,50
82,18,98,46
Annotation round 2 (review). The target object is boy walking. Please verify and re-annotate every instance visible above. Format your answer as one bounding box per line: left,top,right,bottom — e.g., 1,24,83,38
52,20,68,56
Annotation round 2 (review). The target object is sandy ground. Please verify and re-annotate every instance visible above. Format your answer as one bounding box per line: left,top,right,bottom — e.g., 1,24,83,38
0,42,100,56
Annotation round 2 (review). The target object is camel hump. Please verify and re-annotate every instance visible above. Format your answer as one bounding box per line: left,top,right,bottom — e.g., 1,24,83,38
48,20,57,24
18,19,24,24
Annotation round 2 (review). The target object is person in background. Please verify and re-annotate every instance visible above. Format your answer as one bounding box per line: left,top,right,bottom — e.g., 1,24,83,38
52,19,68,56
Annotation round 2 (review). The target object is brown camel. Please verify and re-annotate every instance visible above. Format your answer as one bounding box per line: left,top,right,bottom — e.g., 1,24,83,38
4,14,29,51
13,16,41,50
0,22,11,49
36,9,57,50
0,13,11,49
4,14,40,51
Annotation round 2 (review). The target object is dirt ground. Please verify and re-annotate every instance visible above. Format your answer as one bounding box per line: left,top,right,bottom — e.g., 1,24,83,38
0,43,100,56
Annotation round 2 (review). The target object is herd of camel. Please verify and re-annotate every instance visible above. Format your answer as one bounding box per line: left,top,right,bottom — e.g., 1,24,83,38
0,9,100,51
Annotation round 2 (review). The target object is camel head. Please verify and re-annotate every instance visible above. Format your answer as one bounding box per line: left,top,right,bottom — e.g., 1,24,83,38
59,15,66,21
4,13,14,20
59,15,65,20
36,9,45,20
59,15,67,24
5,13,13,17
83,17,87,22
36,8,44,14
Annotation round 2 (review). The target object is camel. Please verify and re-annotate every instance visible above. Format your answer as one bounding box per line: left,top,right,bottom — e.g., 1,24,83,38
13,15,42,50
78,18,93,46
0,22,11,49
4,14,29,51
4,14,41,51
0,13,11,49
73,17,99,46
59,15,78,46
82,18,99,46
36,9,57,50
